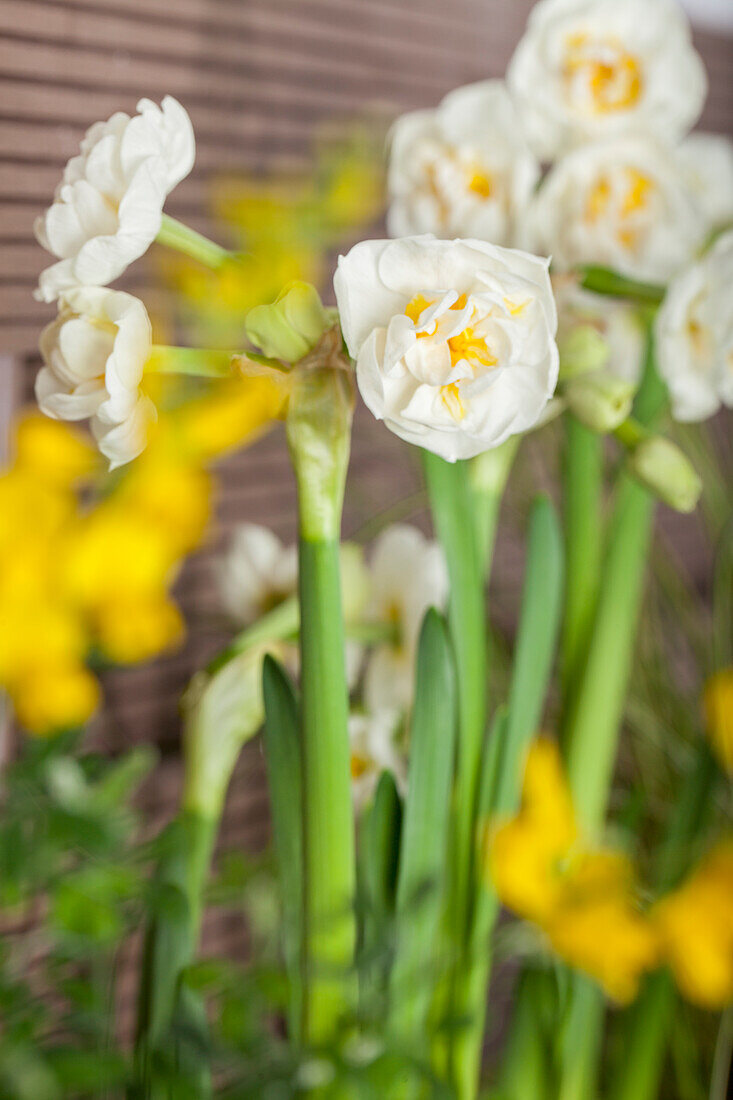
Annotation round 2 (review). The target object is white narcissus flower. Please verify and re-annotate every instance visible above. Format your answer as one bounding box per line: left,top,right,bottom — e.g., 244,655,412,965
35,96,195,302
554,277,646,386
217,524,298,626
36,287,156,469
676,132,733,233
525,138,705,283
387,81,540,246
507,0,706,161
334,235,559,461
655,231,733,422
363,525,448,714
349,709,406,811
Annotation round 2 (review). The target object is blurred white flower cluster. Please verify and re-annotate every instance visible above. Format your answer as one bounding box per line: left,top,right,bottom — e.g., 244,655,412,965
217,522,448,809
34,97,195,467
379,0,733,424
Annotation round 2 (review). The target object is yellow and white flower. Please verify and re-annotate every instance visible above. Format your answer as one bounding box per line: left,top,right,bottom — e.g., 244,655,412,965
36,287,156,469
334,235,559,461
348,709,406,810
35,96,194,302
676,131,733,234
655,230,733,421
217,523,298,626
507,0,706,161
525,137,705,282
363,524,448,713
387,81,539,246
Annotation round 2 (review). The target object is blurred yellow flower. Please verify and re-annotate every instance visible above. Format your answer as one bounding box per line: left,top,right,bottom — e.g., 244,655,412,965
487,738,658,1003
95,595,184,666
12,662,100,737
703,668,733,775
653,840,733,1009
12,411,97,487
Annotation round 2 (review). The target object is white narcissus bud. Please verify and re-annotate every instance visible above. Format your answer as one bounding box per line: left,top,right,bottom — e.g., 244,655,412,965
524,138,706,283
555,279,646,385
387,81,539,246
655,231,733,422
363,524,448,714
36,287,156,469
564,372,635,432
630,436,702,514
334,235,559,461
507,0,706,161
35,96,195,302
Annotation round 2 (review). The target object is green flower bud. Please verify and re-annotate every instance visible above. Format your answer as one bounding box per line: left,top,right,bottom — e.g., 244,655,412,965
558,324,610,380
564,372,635,433
630,436,702,514
245,281,329,363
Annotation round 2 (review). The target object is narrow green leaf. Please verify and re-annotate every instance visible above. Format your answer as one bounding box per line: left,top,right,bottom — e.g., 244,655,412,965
358,770,402,1009
389,609,456,1044
493,496,564,815
261,654,304,1044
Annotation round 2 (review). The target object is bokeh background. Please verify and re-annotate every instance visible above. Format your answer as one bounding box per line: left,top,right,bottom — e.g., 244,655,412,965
1,0,731,1030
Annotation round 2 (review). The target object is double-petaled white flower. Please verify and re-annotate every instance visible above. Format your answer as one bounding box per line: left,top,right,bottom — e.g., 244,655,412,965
387,81,539,246
524,138,705,282
676,132,733,235
36,287,155,469
655,231,733,422
507,0,706,161
363,524,448,714
348,709,406,811
35,97,195,302
334,235,559,461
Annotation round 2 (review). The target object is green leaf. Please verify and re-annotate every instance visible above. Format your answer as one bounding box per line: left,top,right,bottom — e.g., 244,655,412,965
389,609,456,1044
358,770,402,1009
261,655,304,1044
492,496,564,815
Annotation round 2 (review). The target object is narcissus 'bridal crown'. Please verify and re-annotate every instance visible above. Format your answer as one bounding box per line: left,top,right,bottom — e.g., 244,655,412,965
334,235,559,461
36,287,155,469
35,96,194,302
507,0,706,161
655,231,733,422
386,81,539,245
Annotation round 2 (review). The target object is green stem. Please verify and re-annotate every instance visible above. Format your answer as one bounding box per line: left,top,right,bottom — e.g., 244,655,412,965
470,437,520,575
421,452,487,1100
156,212,230,269
579,265,665,306
298,537,356,1042
147,345,236,378
560,416,604,711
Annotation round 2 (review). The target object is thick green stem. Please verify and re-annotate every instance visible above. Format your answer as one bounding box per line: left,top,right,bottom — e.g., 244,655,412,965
287,364,356,1043
156,213,229,269
421,452,487,1098
298,537,356,1042
470,437,519,575
560,416,603,708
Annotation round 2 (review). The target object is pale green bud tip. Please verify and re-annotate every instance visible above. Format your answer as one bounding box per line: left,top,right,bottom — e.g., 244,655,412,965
564,372,635,433
630,436,702,514
558,324,610,380
245,281,328,363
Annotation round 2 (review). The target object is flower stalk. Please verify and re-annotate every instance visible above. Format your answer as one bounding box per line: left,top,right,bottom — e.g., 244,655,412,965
156,213,230,269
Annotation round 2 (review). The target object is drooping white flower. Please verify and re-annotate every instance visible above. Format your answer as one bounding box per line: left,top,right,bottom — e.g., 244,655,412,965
507,0,707,161
348,709,406,811
655,231,733,421
676,132,733,234
524,137,706,282
387,81,539,246
35,97,195,302
554,276,646,386
334,235,559,461
363,524,448,714
36,287,156,469
217,524,298,626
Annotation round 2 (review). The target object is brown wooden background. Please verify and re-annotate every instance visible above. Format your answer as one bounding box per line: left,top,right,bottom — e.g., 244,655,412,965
1,0,732,1023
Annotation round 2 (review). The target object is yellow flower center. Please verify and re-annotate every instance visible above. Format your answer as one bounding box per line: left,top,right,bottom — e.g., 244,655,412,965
467,169,493,199
584,168,656,251
563,33,643,114
350,753,369,780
